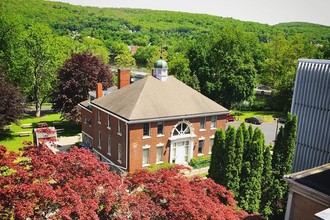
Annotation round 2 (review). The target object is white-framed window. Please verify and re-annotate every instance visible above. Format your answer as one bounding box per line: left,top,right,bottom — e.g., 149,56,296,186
107,136,111,155
142,145,150,166
211,116,217,129
209,136,214,154
107,114,111,129
118,143,122,163
198,139,205,155
143,123,150,137
156,144,164,163
97,110,101,124
117,120,121,135
98,131,101,149
82,132,93,148
200,117,206,130
157,121,164,136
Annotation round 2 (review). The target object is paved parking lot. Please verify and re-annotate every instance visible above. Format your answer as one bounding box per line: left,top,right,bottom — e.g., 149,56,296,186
226,121,282,145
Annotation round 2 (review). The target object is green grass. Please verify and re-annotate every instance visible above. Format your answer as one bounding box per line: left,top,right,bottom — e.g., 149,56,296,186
0,113,81,152
231,110,284,123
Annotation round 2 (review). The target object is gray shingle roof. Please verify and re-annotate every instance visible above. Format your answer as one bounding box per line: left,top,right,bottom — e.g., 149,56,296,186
92,76,228,121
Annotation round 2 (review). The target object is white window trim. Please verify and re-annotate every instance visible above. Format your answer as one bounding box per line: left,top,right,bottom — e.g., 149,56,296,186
157,121,164,136
107,136,111,156
98,131,101,149
117,143,122,164
117,120,122,136
143,123,151,138
107,115,111,130
142,145,151,167
200,117,206,131
97,110,101,124
211,116,217,129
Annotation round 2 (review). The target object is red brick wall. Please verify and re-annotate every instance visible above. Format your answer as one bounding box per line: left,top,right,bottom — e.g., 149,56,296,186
92,108,127,170
128,115,226,173
81,105,227,173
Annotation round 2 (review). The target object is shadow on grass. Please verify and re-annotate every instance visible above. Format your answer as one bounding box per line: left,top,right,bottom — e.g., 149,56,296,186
0,129,15,141
30,120,81,137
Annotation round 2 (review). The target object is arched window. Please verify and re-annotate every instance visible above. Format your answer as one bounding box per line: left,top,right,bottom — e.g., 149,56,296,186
173,122,190,136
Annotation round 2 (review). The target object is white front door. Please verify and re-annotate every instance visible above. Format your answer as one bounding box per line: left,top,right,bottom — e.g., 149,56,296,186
172,140,189,164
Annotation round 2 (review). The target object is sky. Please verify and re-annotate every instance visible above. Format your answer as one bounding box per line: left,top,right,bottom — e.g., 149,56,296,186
52,0,330,26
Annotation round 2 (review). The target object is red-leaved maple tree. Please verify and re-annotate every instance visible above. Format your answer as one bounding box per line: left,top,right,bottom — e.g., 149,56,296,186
0,145,261,220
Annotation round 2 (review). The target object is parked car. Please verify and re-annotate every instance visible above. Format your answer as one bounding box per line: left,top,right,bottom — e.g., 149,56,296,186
245,117,262,125
226,114,235,122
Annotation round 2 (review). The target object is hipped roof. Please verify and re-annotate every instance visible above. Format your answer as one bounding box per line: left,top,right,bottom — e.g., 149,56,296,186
92,76,228,122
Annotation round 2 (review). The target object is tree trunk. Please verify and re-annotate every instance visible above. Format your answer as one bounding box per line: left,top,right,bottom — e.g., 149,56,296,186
35,101,41,117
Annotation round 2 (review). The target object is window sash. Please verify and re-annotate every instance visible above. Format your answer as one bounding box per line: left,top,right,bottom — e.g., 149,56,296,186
198,140,204,154
118,144,122,161
118,120,121,134
107,137,111,154
107,115,111,128
98,132,101,148
143,148,150,165
211,116,217,128
156,146,163,162
200,117,206,129
157,122,164,135
143,123,150,136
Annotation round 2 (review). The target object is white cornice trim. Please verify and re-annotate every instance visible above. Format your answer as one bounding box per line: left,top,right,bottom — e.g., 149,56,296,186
78,103,92,113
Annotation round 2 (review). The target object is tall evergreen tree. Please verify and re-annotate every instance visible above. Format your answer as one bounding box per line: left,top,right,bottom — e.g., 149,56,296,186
208,129,226,184
260,145,273,219
233,124,244,196
221,126,237,193
271,113,297,219
239,128,264,213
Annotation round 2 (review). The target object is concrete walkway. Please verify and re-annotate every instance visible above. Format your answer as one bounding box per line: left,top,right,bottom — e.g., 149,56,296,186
181,166,209,177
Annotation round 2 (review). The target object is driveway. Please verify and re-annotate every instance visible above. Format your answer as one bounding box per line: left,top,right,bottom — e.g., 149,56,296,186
226,121,282,145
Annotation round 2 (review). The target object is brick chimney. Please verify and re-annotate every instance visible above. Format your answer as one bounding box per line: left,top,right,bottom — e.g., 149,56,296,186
118,69,130,89
96,83,103,98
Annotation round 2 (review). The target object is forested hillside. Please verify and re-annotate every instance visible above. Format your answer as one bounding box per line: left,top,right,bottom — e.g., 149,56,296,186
1,0,330,115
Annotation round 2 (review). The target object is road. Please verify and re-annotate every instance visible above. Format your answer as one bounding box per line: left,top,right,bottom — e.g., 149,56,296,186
226,121,282,146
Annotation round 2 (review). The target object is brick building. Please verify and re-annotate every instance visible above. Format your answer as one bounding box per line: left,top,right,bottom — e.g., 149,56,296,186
79,59,228,173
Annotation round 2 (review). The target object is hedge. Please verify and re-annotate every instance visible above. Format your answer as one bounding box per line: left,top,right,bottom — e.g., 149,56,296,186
189,155,211,169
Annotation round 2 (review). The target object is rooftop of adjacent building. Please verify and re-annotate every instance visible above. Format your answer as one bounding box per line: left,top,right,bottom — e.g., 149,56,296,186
285,163,330,196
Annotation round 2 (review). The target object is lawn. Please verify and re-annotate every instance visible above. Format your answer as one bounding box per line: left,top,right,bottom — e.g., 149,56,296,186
0,113,81,152
231,110,285,123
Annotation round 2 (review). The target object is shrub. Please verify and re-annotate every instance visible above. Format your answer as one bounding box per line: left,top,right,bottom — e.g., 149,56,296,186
189,155,211,169
147,163,175,172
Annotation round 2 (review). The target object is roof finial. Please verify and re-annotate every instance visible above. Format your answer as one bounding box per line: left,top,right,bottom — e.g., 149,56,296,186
160,45,163,60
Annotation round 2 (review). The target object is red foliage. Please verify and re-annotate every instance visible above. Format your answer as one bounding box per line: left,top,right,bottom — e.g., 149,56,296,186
35,127,55,135
125,168,255,220
0,145,261,220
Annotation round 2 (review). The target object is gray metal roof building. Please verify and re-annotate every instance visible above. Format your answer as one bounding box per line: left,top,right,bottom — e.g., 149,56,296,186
291,59,330,172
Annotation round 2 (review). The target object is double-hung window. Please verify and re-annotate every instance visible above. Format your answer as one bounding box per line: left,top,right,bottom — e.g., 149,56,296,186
157,121,164,136
143,123,150,137
200,117,206,130
211,116,217,129
198,139,205,155
156,145,163,163
107,136,111,155
142,145,150,166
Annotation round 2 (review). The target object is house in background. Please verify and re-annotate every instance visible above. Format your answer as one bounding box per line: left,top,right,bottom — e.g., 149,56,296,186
284,163,330,220
79,59,228,173
290,59,330,172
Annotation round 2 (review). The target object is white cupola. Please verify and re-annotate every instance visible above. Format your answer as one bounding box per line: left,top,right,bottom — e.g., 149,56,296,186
153,58,168,81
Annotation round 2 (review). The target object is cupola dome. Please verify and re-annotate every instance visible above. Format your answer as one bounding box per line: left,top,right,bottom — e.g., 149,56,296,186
153,58,168,81
154,59,168,69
